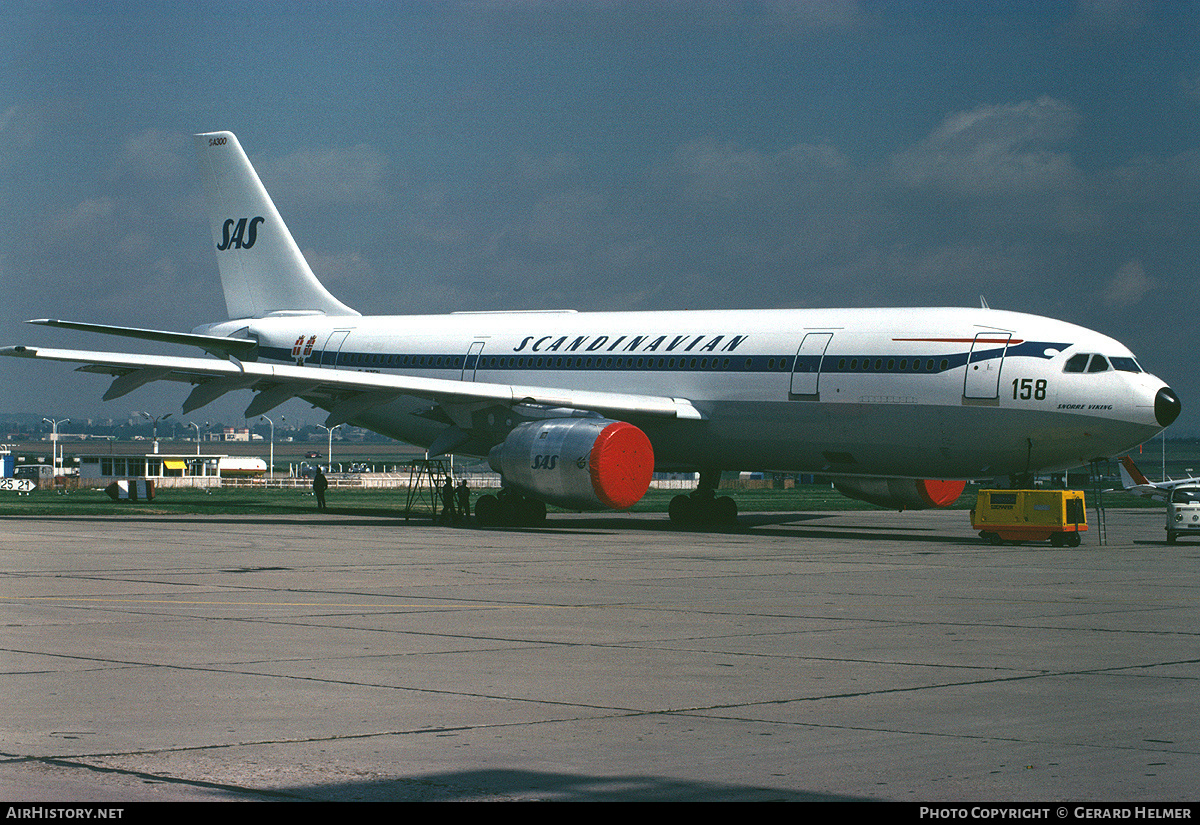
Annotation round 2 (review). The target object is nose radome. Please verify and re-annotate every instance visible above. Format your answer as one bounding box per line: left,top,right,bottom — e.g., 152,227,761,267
1156,387,1181,428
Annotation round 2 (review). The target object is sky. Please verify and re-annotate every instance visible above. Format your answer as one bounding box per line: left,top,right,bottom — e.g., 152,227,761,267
2,0,1199,440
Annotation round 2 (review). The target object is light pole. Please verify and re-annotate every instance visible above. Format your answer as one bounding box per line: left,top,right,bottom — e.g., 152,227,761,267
318,424,341,470
139,412,172,454
185,421,210,456
42,417,69,477
260,415,275,480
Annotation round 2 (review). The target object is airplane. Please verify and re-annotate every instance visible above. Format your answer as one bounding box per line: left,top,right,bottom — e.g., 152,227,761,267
1,131,1183,526
1117,455,1200,502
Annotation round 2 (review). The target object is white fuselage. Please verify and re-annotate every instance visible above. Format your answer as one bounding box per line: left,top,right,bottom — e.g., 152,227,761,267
201,305,1171,480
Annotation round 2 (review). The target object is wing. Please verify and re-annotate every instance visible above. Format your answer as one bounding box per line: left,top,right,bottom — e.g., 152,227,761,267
1,344,704,437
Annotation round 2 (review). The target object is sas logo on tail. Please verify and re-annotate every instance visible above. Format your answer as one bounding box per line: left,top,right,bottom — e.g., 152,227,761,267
216,217,265,250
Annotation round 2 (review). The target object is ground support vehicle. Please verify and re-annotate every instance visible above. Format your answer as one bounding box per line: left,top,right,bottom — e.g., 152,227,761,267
971,489,1088,546
1167,486,1200,544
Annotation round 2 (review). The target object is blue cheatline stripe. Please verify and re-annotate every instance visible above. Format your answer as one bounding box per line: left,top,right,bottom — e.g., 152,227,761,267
258,340,1069,375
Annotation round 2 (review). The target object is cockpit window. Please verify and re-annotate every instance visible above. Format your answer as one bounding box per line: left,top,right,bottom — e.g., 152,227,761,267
1065,352,1126,374
1064,353,1090,373
1110,356,1141,373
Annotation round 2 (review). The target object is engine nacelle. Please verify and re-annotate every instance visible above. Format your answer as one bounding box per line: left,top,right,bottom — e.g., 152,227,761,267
488,418,655,511
832,477,966,510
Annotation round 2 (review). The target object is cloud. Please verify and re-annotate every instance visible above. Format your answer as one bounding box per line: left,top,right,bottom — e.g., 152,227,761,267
1101,260,1155,307
262,143,392,207
116,129,190,182
49,197,118,238
890,97,1082,196
669,137,851,203
1071,0,1148,31
762,0,863,30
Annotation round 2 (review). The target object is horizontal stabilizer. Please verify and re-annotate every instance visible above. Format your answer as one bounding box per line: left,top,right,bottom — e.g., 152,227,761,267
29,319,258,359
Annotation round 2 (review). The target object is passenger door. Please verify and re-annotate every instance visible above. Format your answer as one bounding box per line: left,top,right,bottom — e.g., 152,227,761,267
789,332,833,400
319,330,352,368
462,341,486,381
963,332,1011,400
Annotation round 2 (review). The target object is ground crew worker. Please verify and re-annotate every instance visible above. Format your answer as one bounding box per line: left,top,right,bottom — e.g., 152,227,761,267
440,477,456,524
456,480,470,522
313,467,328,511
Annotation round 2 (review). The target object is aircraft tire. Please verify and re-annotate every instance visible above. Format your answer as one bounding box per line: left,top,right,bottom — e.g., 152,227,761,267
715,495,738,525
521,496,547,526
475,494,500,526
496,492,546,527
669,494,694,525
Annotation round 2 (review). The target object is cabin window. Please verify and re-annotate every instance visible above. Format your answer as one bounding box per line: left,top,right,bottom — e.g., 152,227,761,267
1087,355,1110,373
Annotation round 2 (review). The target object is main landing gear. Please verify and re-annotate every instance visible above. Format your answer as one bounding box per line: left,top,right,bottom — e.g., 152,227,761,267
668,469,738,528
474,487,547,527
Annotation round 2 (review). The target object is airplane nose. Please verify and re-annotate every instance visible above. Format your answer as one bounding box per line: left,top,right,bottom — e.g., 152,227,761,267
1156,387,1181,428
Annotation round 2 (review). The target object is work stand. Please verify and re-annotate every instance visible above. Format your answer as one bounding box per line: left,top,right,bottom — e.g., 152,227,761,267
404,458,451,521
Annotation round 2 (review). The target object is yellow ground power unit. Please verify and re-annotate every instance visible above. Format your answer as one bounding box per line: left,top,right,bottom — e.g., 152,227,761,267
971,489,1088,546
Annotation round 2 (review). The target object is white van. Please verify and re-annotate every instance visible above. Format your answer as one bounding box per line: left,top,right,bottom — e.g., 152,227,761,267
1167,486,1200,543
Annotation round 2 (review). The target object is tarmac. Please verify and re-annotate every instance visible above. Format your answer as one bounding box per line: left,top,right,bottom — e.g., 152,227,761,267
1,506,1198,802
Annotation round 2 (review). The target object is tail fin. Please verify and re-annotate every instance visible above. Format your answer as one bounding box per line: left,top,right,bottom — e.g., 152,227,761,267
194,131,358,320
1119,455,1150,488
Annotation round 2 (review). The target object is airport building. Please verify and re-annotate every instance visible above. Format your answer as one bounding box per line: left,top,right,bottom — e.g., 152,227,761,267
77,453,228,488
